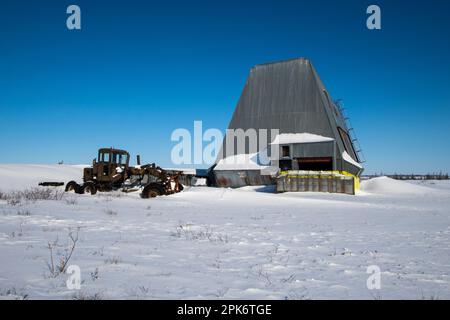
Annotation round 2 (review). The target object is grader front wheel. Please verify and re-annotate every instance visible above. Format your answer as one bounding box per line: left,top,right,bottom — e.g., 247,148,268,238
141,183,165,198
147,189,160,198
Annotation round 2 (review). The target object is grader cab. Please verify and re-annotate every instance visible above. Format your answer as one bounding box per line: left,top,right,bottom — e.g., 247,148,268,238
65,148,183,198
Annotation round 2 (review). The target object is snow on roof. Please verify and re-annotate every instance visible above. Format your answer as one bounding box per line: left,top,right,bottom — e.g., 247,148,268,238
215,150,272,171
342,151,363,169
270,133,334,145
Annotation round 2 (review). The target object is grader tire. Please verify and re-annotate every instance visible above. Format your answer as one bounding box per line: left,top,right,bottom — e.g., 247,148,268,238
65,181,81,193
141,183,164,198
144,187,160,198
82,182,97,195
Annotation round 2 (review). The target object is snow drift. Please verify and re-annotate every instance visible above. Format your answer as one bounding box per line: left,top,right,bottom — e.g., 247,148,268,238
0,164,84,191
361,176,437,195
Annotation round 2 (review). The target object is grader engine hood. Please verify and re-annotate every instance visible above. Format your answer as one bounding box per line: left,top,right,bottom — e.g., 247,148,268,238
83,167,93,181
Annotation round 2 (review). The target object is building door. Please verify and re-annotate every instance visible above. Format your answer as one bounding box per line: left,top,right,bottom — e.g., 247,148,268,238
279,160,292,171
297,157,332,171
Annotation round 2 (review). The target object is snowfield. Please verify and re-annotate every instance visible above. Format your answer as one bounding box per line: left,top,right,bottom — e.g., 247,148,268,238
0,165,449,300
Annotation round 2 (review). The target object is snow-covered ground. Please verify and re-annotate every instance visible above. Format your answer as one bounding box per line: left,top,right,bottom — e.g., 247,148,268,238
0,165,449,300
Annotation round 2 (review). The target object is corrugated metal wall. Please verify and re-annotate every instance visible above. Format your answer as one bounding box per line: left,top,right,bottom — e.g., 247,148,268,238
215,170,275,188
291,141,334,158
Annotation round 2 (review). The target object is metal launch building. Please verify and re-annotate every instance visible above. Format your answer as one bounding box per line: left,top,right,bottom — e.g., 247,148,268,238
212,58,364,193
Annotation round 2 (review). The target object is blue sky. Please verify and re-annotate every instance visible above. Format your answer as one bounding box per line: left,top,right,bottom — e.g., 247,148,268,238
1,0,450,174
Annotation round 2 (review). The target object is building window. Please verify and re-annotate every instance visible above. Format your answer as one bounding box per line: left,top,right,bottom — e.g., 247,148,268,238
337,127,359,162
281,145,290,157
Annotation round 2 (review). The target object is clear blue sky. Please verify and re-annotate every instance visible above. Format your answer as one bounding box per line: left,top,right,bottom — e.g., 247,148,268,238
1,0,450,174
